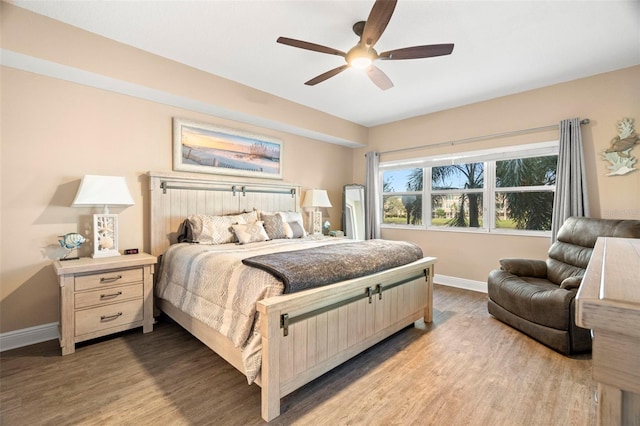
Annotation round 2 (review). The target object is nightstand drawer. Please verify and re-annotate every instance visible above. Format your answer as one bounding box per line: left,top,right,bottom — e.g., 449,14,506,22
74,284,143,309
75,299,143,336
75,268,143,291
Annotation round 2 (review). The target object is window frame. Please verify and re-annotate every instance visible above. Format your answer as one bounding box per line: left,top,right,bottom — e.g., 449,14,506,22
379,141,559,236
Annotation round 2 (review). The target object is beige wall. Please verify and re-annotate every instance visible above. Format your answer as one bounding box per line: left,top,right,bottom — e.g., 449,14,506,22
1,3,639,335
0,4,362,333
354,66,640,282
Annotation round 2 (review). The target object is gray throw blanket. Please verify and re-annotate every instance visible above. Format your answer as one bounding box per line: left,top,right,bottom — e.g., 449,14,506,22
242,239,423,294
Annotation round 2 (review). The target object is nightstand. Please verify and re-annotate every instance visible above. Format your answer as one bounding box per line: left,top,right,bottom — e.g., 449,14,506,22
54,253,157,355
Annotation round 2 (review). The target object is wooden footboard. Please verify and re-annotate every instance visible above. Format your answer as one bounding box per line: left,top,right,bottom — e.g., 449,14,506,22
157,257,435,422
257,257,435,421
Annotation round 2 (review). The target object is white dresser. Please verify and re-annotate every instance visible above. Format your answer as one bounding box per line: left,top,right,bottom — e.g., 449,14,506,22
576,237,640,426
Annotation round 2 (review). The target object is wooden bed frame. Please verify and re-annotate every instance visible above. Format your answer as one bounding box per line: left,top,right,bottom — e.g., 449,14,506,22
148,171,436,421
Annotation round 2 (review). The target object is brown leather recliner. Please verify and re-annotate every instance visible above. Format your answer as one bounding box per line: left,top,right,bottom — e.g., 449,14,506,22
487,216,640,355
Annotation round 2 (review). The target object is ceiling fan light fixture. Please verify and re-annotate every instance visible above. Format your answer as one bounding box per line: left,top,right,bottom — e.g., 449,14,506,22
277,0,454,89
351,56,373,69
346,45,377,69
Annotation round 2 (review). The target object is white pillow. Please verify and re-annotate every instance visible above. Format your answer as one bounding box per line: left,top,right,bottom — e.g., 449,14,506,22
237,210,259,224
187,211,258,244
187,215,234,244
232,221,270,244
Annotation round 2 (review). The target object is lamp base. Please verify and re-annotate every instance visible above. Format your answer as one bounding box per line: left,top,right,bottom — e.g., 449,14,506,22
309,210,323,235
92,250,121,258
92,213,121,258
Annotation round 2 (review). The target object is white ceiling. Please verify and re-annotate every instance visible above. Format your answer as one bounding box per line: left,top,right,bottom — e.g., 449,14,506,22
11,0,640,128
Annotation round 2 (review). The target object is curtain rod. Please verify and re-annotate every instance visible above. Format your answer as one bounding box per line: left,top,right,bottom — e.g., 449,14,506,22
379,118,590,156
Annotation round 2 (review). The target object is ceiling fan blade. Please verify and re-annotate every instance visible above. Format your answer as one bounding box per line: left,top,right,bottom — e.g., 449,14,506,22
361,0,397,47
366,65,394,90
379,44,455,60
277,37,346,57
305,65,350,86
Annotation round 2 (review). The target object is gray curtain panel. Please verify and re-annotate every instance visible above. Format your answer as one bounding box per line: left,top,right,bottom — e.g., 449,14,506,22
551,118,590,241
365,151,381,239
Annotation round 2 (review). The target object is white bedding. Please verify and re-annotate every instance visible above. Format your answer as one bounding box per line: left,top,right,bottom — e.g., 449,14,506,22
155,237,353,383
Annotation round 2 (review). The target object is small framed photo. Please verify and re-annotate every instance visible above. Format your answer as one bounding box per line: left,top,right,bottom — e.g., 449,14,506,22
173,118,283,180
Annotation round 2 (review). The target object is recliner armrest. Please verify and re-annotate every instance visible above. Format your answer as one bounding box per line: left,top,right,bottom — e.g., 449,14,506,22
499,258,548,278
560,276,583,290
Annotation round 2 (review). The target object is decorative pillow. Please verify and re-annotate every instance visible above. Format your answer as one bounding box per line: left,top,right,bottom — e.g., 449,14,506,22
177,219,195,243
237,210,259,224
262,213,287,240
187,215,235,244
232,221,270,244
278,211,307,237
285,220,305,238
186,211,257,245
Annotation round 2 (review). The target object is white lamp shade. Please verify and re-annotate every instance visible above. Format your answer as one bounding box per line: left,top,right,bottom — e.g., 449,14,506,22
71,175,135,208
302,189,332,208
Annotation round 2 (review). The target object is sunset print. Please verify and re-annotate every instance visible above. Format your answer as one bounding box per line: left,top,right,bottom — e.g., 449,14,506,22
174,119,282,178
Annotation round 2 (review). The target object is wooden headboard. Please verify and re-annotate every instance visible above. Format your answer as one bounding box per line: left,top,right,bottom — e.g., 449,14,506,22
148,171,301,257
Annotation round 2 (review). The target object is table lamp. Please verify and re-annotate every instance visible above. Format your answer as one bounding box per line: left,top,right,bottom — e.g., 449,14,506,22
71,175,134,258
302,189,332,235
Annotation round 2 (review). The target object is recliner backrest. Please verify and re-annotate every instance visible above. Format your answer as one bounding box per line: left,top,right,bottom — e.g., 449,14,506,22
545,216,640,285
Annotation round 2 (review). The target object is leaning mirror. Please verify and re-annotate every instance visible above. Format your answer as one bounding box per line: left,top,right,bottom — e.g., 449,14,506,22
343,184,365,240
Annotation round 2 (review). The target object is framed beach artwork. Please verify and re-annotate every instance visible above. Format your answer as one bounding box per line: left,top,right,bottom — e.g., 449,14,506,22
173,118,283,179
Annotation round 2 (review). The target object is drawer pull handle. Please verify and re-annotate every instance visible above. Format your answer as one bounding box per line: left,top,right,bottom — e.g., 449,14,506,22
100,312,123,322
100,291,123,300
100,275,122,283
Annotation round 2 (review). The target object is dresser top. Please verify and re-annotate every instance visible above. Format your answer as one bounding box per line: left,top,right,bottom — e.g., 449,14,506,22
576,237,640,333
54,253,157,275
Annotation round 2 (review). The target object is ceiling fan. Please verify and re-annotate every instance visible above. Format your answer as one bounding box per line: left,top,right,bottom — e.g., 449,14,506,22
277,0,454,90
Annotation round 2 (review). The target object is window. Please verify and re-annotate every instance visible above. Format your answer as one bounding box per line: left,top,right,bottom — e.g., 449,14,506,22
494,155,557,231
382,168,422,225
431,162,484,228
380,141,558,234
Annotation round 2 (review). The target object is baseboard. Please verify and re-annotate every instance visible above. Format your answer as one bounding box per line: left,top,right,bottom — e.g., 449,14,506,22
435,274,487,293
0,322,59,352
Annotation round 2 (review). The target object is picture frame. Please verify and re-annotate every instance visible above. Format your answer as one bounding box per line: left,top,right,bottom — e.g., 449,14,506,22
173,118,283,179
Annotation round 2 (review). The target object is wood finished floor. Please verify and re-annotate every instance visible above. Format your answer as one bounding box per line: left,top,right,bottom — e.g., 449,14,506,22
0,285,596,425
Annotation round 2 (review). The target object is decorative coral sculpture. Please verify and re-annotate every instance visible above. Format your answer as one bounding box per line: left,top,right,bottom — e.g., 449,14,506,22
602,117,638,176
96,216,116,251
